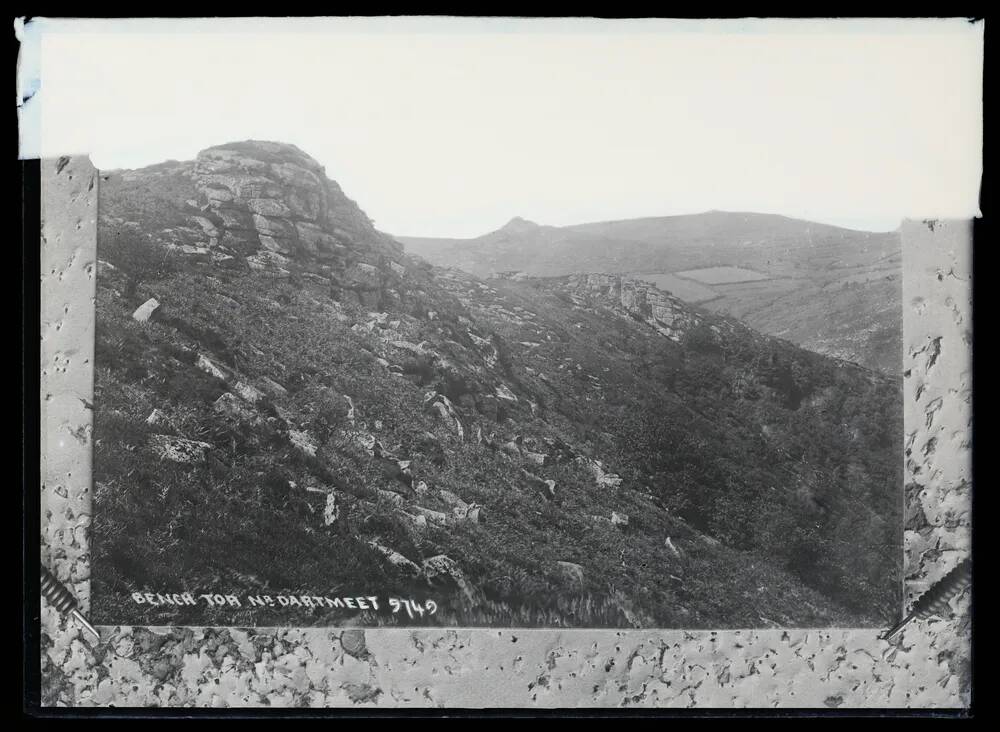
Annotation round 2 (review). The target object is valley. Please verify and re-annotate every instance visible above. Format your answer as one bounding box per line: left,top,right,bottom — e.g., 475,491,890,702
400,212,902,374
91,141,902,629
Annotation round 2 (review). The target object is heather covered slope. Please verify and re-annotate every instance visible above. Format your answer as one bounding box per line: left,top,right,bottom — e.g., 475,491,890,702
92,141,901,628
400,212,902,374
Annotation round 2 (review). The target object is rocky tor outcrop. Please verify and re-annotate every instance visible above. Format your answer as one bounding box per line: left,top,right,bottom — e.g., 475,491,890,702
192,141,396,258
109,140,410,308
562,273,702,342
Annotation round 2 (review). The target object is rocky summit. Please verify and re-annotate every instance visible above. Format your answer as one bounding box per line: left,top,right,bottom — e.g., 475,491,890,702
103,140,404,308
93,141,902,629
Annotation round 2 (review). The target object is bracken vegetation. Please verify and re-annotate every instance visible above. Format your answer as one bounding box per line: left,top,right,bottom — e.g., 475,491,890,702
91,141,902,628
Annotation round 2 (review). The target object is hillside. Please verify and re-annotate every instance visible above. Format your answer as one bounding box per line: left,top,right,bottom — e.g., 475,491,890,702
92,141,902,628
400,212,902,374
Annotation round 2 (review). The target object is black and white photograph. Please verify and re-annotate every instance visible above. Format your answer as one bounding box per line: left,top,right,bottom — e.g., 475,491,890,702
89,143,906,628
26,16,978,650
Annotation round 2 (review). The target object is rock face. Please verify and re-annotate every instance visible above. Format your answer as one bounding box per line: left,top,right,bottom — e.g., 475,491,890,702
564,274,701,342
110,140,409,308
192,141,398,260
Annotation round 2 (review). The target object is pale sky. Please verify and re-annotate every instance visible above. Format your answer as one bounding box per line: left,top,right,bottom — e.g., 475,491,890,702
19,17,984,237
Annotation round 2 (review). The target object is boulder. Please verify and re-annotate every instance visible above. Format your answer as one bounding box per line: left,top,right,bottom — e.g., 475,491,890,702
145,409,170,427
375,489,406,507
301,272,330,285
437,489,468,510
373,441,414,488
611,511,630,527
246,198,292,217
365,311,390,327
543,437,578,463
555,561,586,587
523,450,548,466
579,457,623,488
468,331,492,349
422,555,475,602
213,392,255,420
522,469,556,500
191,215,220,238
345,429,376,455
257,234,291,254
398,512,429,530
148,434,213,464
203,186,236,205
215,208,253,231
501,440,522,458
494,384,518,402
424,392,464,440
233,380,265,404
166,244,211,257
390,460,413,488
246,251,291,276
323,492,341,526
258,376,288,397
289,429,318,457
391,340,428,357
347,262,382,288
295,222,343,255
252,213,295,239
132,298,160,323
196,354,230,381
452,503,482,524
368,541,421,576
410,505,451,524
430,400,451,422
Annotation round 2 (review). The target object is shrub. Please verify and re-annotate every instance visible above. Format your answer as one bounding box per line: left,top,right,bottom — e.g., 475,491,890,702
99,228,178,302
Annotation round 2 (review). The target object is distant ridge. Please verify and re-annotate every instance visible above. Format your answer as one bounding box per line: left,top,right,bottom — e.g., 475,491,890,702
398,209,902,373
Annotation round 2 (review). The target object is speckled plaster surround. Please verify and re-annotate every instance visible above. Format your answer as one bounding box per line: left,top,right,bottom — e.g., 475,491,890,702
38,157,972,709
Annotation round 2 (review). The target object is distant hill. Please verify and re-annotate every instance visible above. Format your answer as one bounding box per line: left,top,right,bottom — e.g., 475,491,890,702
92,141,901,628
399,212,902,373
